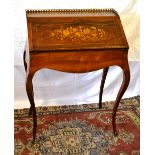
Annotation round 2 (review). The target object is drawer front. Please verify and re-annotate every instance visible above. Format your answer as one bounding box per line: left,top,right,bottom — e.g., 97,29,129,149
28,19,127,51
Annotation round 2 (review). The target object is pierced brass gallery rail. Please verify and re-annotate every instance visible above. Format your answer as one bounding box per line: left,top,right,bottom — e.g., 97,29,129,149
26,8,118,15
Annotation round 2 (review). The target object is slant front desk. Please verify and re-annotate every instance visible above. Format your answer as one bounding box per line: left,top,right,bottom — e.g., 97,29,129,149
24,9,130,143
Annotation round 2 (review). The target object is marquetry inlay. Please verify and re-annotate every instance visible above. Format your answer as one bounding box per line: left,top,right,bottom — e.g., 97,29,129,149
49,25,113,42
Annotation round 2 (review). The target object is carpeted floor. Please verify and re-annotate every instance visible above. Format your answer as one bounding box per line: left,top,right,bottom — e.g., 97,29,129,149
14,96,140,155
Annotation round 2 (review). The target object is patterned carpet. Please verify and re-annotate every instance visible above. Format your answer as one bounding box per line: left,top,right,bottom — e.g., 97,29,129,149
14,96,140,155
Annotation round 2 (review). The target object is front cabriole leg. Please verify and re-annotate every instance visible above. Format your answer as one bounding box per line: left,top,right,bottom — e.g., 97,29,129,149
26,70,37,144
112,61,130,136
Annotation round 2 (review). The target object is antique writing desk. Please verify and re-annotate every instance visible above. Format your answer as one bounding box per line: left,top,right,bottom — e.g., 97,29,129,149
24,9,130,143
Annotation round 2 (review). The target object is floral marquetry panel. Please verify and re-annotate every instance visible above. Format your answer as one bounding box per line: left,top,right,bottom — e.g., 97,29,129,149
27,9,128,51
48,24,113,42
31,22,127,51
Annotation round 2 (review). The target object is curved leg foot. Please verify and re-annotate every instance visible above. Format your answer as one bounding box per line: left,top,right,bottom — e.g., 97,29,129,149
99,67,109,109
26,72,37,144
112,64,130,136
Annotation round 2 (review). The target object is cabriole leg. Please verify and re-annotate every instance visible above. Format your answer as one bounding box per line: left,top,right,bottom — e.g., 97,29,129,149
112,64,130,136
23,50,27,72
23,50,33,115
26,72,37,144
99,67,109,109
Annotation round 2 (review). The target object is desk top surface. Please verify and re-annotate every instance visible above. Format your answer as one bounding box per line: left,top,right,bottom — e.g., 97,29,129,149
26,9,129,51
